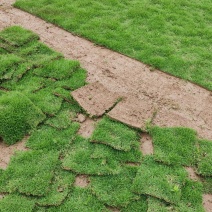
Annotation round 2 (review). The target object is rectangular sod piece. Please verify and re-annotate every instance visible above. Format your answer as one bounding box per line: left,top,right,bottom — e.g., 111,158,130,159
54,68,87,91
150,127,197,166
33,58,80,80
62,135,121,175
132,157,187,204
0,91,46,145
44,187,109,212
90,166,139,207
0,194,35,212
27,87,63,115
36,169,75,207
44,108,73,130
0,54,23,77
0,150,59,196
91,116,140,151
0,26,39,47
26,124,80,151
91,143,142,163
196,139,212,177
177,179,204,212
202,177,212,194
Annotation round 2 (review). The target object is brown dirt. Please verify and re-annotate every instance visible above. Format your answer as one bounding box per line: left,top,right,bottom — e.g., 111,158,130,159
0,0,211,140
74,175,90,188
74,113,86,123
185,167,200,181
0,136,29,169
72,82,120,117
0,194,5,199
77,118,98,138
108,96,156,131
203,194,212,212
140,133,154,155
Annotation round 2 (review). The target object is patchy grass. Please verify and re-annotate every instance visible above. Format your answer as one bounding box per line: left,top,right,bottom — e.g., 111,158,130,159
132,157,187,204
201,177,212,194
91,117,139,151
0,91,45,145
90,166,138,207
196,139,212,176
0,150,59,196
62,136,121,175
14,0,212,90
150,127,197,166
0,26,210,211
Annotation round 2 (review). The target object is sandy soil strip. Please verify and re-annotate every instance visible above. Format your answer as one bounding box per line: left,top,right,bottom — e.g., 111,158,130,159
0,1,211,140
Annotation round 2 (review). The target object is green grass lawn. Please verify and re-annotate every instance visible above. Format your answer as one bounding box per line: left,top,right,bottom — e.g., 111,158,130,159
0,27,211,211
14,0,212,90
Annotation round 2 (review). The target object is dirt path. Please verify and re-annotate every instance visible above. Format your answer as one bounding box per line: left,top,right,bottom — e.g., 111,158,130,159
0,0,211,141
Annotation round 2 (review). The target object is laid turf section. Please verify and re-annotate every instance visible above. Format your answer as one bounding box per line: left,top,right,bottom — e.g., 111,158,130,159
196,139,212,176
150,127,197,166
0,150,59,196
0,26,211,211
177,179,204,212
36,169,75,206
26,124,79,151
90,166,138,207
14,0,212,90
92,142,142,163
62,136,121,175
0,91,45,145
0,26,39,47
43,187,109,211
91,117,139,151
132,157,187,204
0,194,35,212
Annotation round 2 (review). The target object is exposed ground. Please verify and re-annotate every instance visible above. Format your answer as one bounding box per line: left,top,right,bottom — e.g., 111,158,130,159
0,1,212,211
0,0,211,141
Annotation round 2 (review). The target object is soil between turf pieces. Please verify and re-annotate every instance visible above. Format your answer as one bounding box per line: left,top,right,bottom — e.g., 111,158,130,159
2,1,211,211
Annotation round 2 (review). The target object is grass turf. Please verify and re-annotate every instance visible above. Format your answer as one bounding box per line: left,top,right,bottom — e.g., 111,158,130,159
0,194,35,212
0,150,59,196
91,117,140,151
62,136,121,175
90,165,138,207
14,0,212,90
36,169,75,206
132,157,187,204
150,127,197,166
0,91,45,145
196,139,212,176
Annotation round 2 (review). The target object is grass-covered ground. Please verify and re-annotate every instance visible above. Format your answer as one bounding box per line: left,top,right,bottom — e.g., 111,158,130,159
0,27,212,211
14,0,212,90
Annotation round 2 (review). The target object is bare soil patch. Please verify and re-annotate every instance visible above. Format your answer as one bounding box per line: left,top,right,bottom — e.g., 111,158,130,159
72,82,120,117
203,194,212,212
185,167,200,181
74,175,90,188
0,136,29,169
140,133,154,155
0,0,211,139
77,118,97,138
107,206,120,212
